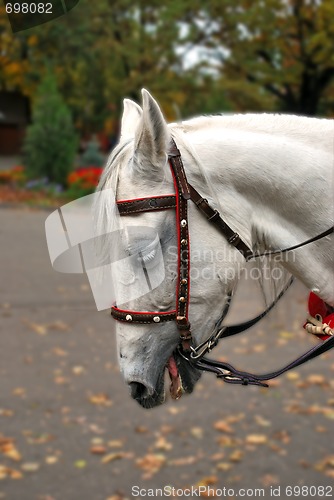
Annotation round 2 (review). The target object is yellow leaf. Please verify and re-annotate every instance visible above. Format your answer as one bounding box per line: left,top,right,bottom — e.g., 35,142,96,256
229,450,244,462
246,434,268,445
107,440,123,448
136,453,166,473
154,436,172,451
88,393,112,407
190,427,203,439
101,452,124,464
216,462,233,471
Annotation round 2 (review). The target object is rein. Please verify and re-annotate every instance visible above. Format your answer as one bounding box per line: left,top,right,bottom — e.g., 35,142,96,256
111,139,334,387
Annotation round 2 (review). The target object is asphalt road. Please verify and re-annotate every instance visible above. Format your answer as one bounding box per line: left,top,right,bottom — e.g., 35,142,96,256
0,207,333,500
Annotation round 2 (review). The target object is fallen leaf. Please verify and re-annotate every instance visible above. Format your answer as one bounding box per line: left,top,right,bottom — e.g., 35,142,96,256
21,462,40,472
101,453,124,464
0,465,23,480
216,462,233,471
22,320,47,335
246,434,268,445
107,440,124,448
48,320,70,332
105,495,129,500
154,436,172,451
54,377,69,385
254,415,271,427
90,446,107,455
306,374,327,386
52,348,68,357
72,366,85,375
280,331,294,338
229,450,244,462
74,460,87,469
197,475,218,486
88,393,112,407
168,455,199,466
190,427,203,439
211,453,225,461
260,474,280,487
135,426,148,434
213,420,234,434
45,456,58,465
252,344,266,353
136,453,166,474
272,430,290,444
0,409,14,417
12,388,25,397
216,435,238,447
168,407,182,415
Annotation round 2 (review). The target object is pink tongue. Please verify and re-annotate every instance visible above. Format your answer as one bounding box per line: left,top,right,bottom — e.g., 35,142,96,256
167,356,182,400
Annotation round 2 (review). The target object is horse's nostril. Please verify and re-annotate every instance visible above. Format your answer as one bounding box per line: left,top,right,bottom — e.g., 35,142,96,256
129,381,150,400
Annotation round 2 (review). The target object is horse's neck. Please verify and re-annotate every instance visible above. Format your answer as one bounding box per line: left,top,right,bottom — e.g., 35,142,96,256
173,115,334,304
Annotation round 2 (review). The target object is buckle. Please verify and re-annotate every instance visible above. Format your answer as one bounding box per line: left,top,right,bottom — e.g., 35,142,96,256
208,209,220,222
228,232,240,245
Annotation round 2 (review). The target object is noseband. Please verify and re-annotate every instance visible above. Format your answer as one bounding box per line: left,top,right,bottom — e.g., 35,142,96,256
111,139,334,387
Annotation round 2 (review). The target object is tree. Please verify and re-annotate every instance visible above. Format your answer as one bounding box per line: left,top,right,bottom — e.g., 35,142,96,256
175,0,334,116
23,74,77,185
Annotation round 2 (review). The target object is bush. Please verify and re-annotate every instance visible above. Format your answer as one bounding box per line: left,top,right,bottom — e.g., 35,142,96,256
23,74,78,186
66,166,103,198
81,139,104,167
0,166,26,186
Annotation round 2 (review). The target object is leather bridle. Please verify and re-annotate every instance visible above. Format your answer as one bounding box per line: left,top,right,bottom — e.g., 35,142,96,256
111,138,334,387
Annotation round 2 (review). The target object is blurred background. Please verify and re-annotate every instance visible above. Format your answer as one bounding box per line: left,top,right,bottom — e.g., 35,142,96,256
0,1,334,499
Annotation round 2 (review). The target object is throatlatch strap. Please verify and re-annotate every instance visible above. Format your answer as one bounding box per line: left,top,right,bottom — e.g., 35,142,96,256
188,184,253,260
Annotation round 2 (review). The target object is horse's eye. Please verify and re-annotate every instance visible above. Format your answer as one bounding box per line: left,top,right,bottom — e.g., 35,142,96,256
128,234,160,267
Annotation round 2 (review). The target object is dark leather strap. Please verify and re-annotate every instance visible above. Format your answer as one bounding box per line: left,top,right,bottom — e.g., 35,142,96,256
111,306,176,324
169,140,191,199
168,141,192,349
188,183,253,259
193,333,334,387
248,226,334,261
117,195,176,215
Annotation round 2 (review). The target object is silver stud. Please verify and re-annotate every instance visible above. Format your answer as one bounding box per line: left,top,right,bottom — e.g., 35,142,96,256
181,219,187,227
179,296,186,303
153,316,161,323
181,239,187,245
126,314,133,321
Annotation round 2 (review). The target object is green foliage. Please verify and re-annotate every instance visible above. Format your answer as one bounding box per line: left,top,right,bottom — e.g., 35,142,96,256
81,139,104,167
23,74,78,186
1,0,333,122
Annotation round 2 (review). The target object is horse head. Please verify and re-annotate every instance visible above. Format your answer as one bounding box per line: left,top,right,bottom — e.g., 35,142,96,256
97,90,242,408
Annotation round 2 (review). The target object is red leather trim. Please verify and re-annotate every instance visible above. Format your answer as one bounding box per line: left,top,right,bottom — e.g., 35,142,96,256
116,194,175,204
112,305,176,316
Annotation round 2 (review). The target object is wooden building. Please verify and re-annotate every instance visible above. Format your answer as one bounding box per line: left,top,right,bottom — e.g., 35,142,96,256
0,91,30,155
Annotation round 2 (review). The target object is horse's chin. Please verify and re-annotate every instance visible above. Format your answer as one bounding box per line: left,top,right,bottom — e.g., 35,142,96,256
132,350,202,409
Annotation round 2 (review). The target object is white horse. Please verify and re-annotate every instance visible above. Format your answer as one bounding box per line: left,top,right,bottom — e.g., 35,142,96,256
96,89,334,408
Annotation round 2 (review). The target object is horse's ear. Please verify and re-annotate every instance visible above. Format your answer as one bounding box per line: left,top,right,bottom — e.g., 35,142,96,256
133,89,169,178
120,99,142,142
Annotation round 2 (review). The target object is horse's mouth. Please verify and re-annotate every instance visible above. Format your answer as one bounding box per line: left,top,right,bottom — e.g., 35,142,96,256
131,350,201,409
